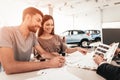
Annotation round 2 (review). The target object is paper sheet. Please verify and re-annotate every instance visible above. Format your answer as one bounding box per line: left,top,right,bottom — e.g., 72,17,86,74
26,66,82,80
65,51,98,69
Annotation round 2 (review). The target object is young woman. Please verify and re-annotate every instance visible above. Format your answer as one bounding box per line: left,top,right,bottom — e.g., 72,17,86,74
37,15,87,56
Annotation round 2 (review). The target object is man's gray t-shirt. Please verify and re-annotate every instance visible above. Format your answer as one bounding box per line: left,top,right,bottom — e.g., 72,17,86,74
0,27,39,61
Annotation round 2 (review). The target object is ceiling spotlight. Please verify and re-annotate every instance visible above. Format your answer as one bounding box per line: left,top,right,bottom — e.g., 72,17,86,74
48,4,52,7
59,7,61,11
114,2,120,5
70,5,74,8
64,2,67,6
95,0,98,2
85,0,90,2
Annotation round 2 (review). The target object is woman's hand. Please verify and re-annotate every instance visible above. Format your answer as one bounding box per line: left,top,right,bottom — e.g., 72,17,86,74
76,47,88,55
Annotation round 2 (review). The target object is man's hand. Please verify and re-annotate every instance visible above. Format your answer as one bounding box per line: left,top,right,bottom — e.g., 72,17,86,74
115,48,120,56
48,56,65,68
51,52,60,56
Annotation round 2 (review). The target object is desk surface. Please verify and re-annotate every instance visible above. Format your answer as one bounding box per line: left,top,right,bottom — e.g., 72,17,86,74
1,53,119,80
0,66,105,80
1,62,119,80
1,50,119,80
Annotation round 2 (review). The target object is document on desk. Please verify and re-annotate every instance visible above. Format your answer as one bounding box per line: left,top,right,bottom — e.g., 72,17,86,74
26,66,82,80
65,42,119,70
65,51,98,70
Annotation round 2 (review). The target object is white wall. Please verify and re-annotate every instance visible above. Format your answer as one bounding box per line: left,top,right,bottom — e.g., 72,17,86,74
102,5,120,29
103,5,120,23
1,0,120,34
73,9,101,30
0,0,102,34
0,0,26,27
0,0,41,27
54,8,102,34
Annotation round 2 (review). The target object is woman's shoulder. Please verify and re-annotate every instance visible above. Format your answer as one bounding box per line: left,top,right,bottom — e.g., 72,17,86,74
54,34,60,37
54,34,61,39
54,34,64,42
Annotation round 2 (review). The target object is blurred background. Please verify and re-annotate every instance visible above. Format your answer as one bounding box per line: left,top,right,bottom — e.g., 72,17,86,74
0,0,120,47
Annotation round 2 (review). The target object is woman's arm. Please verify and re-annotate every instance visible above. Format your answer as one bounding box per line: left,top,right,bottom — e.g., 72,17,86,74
65,47,88,55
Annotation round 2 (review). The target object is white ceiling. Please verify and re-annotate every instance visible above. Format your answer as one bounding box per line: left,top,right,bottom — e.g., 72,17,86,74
22,0,120,15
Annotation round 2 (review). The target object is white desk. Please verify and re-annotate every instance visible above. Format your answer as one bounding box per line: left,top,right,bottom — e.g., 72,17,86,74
68,67,105,80
1,61,119,80
0,66,105,80
0,50,114,80
1,50,119,80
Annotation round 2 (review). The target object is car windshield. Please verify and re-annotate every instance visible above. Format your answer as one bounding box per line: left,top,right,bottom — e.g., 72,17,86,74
62,30,85,35
85,30,100,34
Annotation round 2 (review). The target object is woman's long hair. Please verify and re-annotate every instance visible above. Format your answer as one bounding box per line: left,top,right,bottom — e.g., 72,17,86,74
38,15,54,37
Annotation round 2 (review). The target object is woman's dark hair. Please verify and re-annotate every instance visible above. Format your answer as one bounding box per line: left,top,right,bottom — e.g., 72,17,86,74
38,14,54,37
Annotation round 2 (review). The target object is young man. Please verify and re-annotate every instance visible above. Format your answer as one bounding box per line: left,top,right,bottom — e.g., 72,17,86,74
93,52,120,80
0,7,65,74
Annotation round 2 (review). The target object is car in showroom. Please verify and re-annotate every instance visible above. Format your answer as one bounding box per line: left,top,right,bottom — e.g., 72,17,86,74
61,30,92,47
85,30,101,42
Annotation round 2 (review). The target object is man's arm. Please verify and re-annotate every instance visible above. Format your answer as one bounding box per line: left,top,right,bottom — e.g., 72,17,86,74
0,47,65,74
94,54,120,80
97,63,120,80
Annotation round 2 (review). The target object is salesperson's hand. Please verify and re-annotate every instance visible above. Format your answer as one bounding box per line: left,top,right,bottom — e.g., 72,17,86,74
93,54,104,65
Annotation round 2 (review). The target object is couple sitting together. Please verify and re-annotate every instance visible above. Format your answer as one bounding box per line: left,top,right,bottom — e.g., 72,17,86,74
0,7,120,80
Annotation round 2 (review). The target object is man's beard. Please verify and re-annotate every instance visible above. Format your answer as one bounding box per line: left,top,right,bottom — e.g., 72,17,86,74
28,26,38,33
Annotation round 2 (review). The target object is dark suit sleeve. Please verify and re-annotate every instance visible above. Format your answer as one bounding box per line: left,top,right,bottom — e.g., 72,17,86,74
96,63,120,80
